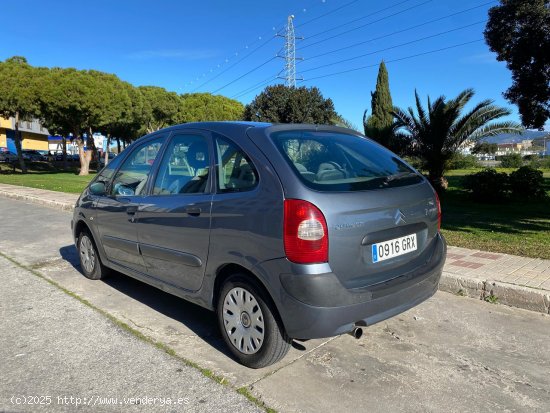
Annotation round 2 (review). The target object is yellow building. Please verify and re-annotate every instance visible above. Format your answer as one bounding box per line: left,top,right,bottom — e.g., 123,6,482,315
0,116,49,151
0,117,10,148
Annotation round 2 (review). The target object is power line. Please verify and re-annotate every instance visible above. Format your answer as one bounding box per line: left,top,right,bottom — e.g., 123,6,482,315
302,1,497,62
301,39,484,82
190,34,280,92
295,0,364,28
202,1,492,99
300,0,428,48
184,0,334,92
231,75,279,99
300,20,486,74
223,1,436,100
183,19,287,91
225,2,461,99
231,37,487,100
183,1,425,94
301,0,417,40
211,56,278,94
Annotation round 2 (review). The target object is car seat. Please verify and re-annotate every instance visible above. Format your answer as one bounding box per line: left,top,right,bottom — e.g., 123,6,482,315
316,162,346,182
187,141,208,175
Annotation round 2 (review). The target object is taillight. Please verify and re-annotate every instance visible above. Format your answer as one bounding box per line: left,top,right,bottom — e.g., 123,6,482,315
284,199,328,264
434,191,441,231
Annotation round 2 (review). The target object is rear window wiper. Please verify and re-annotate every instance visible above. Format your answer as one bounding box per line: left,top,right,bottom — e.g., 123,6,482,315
366,171,419,188
384,171,419,183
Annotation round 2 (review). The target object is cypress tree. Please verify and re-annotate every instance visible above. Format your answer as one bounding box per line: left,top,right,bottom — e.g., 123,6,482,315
364,61,395,148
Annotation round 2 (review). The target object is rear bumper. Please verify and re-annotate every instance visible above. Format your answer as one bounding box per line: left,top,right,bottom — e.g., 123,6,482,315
263,233,446,339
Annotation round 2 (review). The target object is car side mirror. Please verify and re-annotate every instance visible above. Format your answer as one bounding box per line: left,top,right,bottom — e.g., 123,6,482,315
89,182,106,196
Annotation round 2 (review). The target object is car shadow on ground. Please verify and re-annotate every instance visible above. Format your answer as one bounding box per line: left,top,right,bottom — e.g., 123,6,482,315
58,244,234,360
60,245,80,270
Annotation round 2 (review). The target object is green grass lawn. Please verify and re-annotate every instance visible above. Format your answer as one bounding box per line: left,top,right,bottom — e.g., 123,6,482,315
440,169,550,259
0,162,95,193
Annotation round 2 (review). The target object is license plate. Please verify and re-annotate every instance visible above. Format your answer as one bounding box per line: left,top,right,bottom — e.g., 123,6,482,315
372,233,417,263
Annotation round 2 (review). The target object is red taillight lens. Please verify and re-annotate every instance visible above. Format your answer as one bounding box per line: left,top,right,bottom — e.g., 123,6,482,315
284,199,328,264
435,191,441,231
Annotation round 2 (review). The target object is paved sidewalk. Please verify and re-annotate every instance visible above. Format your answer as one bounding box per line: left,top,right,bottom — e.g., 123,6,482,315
0,182,548,314
446,247,550,290
442,246,550,314
0,182,78,211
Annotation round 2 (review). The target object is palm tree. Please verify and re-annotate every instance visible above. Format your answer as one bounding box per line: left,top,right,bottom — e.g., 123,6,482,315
392,88,522,192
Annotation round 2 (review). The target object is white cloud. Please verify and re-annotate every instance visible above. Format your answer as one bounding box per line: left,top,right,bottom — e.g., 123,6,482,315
460,52,500,65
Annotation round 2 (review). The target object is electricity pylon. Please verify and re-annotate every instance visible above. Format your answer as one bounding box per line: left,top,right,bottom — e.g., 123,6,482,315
277,15,303,87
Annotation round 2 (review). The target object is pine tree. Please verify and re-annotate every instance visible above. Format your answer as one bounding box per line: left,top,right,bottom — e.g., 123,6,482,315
364,61,399,152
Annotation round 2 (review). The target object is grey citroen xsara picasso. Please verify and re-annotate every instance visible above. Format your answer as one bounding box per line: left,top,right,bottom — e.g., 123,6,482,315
72,122,446,368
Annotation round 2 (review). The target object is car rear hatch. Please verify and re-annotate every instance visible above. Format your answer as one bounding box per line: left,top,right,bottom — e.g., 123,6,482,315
314,184,439,289
267,127,440,289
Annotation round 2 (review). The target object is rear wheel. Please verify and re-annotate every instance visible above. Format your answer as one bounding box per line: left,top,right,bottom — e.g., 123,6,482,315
217,275,291,368
77,230,109,280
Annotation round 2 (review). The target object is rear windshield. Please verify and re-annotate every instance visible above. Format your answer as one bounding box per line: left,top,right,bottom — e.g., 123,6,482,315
271,131,422,191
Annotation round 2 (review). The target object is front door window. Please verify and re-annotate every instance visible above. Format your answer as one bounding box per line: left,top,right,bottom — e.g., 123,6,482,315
111,137,164,196
152,134,210,195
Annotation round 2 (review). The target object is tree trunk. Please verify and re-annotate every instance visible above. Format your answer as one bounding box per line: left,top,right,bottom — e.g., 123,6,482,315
116,137,121,154
62,136,68,170
77,140,87,175
104,135,111,167
428,171,448,194
14,112,27,174
77,127,97,176
74,128,87,176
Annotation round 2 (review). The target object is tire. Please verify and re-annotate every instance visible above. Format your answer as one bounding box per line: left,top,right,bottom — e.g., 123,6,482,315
77,230,109,280
217,274,291,368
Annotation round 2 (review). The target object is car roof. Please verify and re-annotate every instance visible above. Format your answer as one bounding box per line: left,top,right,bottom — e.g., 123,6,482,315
137,122,360,145
132,121,363,152
154,121,271,135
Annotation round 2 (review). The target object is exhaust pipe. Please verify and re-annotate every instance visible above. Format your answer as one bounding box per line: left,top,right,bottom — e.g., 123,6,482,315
349,327,363,339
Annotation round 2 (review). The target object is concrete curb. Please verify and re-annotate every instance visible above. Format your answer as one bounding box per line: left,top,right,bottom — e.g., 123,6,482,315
0,190,75,211
0,190,548,316
440,271,550,315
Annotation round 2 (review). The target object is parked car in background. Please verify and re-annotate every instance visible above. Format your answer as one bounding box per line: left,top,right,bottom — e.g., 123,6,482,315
0,151,18,163
22,150,45,162
37,150,52,161
72,122,446,368
52,152,78,162
99,152,117,167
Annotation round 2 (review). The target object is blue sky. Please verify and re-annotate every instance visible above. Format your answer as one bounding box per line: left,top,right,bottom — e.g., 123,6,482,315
2,0,528,130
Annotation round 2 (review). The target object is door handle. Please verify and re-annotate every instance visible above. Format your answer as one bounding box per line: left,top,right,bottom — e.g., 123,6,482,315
126,206,138,222
126,206,138,215
185,207,201,216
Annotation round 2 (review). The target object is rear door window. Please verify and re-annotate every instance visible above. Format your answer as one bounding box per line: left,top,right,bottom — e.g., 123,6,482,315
272,131,422,191
215,136,258,193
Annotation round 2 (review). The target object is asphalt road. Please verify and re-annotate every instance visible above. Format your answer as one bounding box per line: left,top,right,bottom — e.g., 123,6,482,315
0,197,549,413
